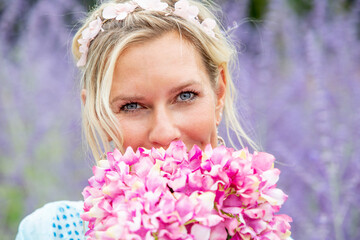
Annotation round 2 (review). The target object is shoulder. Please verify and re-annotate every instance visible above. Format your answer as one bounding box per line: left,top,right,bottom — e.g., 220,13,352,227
16,200,86,240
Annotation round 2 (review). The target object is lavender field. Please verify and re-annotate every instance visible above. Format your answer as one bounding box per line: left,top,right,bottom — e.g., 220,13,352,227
1,0,359,239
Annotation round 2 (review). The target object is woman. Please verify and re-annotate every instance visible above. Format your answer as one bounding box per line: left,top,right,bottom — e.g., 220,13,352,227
16,0,258,239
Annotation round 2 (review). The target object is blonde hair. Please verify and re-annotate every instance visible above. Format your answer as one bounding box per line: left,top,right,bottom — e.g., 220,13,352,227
72,0,259,161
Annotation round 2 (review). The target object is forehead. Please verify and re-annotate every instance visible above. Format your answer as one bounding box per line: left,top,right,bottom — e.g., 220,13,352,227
113,31,207,84
109,31,212,100
118,32,203,69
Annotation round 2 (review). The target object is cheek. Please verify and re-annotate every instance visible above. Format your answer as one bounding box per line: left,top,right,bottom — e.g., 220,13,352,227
179,101,217,143
116,118,148,149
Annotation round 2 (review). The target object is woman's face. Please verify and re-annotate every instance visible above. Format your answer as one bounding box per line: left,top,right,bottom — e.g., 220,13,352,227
109,31,225,151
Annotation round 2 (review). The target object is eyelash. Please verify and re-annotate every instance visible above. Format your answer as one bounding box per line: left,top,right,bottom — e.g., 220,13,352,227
175,90,199,103
120,102,141,113
119,90,199,113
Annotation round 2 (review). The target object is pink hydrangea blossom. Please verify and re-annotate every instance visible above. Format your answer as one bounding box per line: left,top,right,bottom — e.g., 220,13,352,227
81,141,292,239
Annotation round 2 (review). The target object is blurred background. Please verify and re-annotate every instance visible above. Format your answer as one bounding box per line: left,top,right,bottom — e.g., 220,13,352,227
0,0,359,239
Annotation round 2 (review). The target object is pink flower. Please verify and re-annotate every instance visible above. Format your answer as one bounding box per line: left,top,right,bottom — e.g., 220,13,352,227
103,3,137,20
82,17,103,40
77,17,103,67
174,0,199,21
261,188,288,206
173,1,217,38
201,18,217,38
191,224,210,240
166,140,188,162
252,152,276,172
134,0,168,11
209,223,228,240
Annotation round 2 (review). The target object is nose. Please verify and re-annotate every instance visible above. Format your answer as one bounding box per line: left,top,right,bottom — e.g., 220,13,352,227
148,106,181,148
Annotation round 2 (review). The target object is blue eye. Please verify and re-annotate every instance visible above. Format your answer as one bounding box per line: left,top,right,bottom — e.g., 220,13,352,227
121,102,140,112
178,92,195,101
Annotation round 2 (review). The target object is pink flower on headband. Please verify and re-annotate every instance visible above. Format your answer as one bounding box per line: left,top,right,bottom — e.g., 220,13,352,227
82,17,103,42
174,0,216,38
77,17,103,67
201,18,216,38
174,0,199,22
103,2,137,20
134,0,168,11
76,43,88,67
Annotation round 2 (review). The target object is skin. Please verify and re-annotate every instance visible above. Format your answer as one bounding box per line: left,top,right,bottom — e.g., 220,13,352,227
83,31,226,151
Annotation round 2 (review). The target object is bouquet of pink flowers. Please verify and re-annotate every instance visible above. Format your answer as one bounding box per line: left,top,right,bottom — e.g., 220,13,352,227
81,141,292,240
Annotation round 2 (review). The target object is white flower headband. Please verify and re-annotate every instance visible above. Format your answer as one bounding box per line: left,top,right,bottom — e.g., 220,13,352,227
77,0,217,67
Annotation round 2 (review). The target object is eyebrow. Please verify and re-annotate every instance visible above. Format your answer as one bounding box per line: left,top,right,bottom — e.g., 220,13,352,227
110,80,201,104
169,80,201,94
110,95,145,104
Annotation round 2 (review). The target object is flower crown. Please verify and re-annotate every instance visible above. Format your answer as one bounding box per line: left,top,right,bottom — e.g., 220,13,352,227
77,0,217,67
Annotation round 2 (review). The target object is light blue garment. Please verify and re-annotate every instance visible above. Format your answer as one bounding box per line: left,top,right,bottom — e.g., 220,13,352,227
16,200,87,240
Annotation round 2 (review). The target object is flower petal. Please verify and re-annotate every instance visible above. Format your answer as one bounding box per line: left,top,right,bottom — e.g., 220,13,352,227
191,224,210,240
